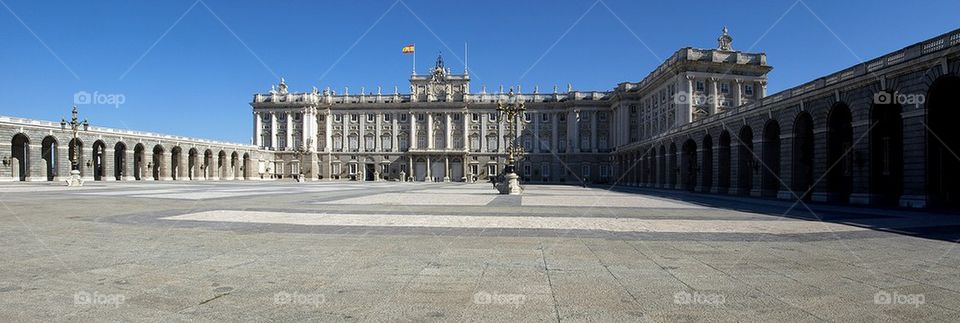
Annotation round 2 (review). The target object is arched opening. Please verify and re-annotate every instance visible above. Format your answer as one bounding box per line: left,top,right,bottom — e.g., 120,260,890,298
718,131,731,194
170,146,182,180
68,138,84,176
242,153,251,180
11,134,29,181
133,144,144,180
827,104,853,202
925,75,960,207
217,151,227,179
152,145,164,180
761,120,781,197
668,143,677,189
188,148,198,180
92,141,106,181
114,142,126,180
793,113,814,201
737,126,754,195
42,136,58,181
681,139,697,191
701,135,714,192
414,158,427,181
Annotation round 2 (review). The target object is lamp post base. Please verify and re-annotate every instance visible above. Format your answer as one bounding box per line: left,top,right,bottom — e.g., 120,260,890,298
496,172,523,195
65,170,84,187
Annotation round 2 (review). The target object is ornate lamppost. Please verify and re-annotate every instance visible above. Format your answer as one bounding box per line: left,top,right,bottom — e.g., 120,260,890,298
494,88,527,195
61,105,88,187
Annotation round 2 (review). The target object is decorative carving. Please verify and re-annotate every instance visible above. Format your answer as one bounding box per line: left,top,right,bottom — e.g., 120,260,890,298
718,26,733,51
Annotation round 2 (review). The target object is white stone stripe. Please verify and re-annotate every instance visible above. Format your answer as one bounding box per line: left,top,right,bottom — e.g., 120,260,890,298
162,210,867,234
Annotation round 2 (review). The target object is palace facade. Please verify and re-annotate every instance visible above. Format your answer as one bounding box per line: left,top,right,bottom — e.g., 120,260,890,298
4,27,960,208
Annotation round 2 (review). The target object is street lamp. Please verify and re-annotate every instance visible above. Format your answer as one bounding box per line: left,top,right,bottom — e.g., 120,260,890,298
494,88,527,195
62,105,87,187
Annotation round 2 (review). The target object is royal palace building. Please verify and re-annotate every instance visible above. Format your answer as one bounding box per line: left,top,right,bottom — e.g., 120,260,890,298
4,28,960,208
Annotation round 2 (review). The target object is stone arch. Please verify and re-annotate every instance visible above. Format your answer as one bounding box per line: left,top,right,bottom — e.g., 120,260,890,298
41,136,59,181
761,120,781,197
792,112,814,201
133,143,145,180
737,125,754,195
826,103,853,202
925,75,960,207
242,152,252,180
681,139,698,191
203,149,213,179
113,142,127,180
717,130,731,194
170,146,183,180
231,151,239,180
92,140,107,181
217,150,227,179
10,133,30,181
151,144,165,180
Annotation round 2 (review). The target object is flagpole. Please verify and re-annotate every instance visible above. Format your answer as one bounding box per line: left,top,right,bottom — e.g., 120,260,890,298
412,43,416,75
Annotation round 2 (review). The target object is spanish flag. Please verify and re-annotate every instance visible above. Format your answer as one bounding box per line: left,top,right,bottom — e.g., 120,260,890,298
402,44,415,54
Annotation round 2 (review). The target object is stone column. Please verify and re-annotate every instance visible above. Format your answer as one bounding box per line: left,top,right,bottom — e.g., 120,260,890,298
427,113,434,149
269,112,278,150
533,112,541,153
125,148,136,181
734,79,744,108
444,157,450,182
392,113,399,153
409,112,416,150
286,112,293,150
375,113,382,151
590,111,598,153
569,110,579,152
254,111,262,147
103,148,114,181
445,113,452,150
480,113,487,152
425,156,432,182
324,111,332,153
709,78,719,115
462,111,468,151
551,114,558,153
359,112,366,151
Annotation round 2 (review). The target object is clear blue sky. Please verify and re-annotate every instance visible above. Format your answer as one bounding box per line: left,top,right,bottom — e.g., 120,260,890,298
1,0,956,144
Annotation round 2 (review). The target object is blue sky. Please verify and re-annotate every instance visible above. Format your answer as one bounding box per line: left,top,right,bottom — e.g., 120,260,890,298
0,0,957,144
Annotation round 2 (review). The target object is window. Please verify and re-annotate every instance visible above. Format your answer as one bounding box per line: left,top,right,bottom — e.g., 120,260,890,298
472,113,479,122
487,165,498,176
524,113,532,122
398,135,409,151
559,114,566,122
541,164,550,177
696,81,705,92
720,82,730,94
333,163,341,175
417,114,424,121
384,114,392,122
558,135,566,152
348,135,359,151
453,135,463,149
470,164,479,176
294,113,301,121
580,134,590,151
349,164,358,175
333,136,343,151
600,165,610,178
582,164,590,178
400,114,407,122
523,164,532,177
381,136,392,151
541,113,549,122
417,134,427,148
581,113,589,121
367,114,375,122
486,135,498,152
334,114,342,122
350,114,358,122
470,135,480,151
319,115,325,121
599,112,607,122
489,113,497,121
453,114,461,121
364,135,375,151
745,84,754,96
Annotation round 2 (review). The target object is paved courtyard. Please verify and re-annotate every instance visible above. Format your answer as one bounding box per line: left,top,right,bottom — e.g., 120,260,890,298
1,181,959,321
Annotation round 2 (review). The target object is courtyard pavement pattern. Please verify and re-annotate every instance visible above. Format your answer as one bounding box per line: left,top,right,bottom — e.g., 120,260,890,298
0,181,959,321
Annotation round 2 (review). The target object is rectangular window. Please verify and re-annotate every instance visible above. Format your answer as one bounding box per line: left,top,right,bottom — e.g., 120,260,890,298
487,165,498,176
582,164,590,178
334,114,342,122
384,114,391,122
350,114,358,122
581,113,589,121
366,114,375,122
400,114,407,122
599,112,607,122
524,113,532,122
417,114,424,121
541,164,550,177
333,163,341,175
472,113,480,122
559,114,566,122
600,165,610,178
489,113,497,121
453,114,461,121
523,164,532,177
696,81,705,92
745,84,754,96
720,82,730,94
349,164,358,175
541,113,549,122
